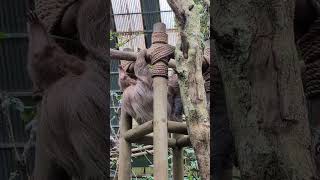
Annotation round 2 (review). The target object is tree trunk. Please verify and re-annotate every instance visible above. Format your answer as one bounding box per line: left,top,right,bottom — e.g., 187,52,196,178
212,0,318,179
167,0,210,179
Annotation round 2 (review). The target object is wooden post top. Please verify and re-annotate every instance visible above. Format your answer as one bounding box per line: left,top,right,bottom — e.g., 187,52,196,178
153,22,166,33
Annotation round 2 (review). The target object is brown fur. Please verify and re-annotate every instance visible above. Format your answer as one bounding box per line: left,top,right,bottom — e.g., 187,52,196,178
118,50,182,124
27,12,108,180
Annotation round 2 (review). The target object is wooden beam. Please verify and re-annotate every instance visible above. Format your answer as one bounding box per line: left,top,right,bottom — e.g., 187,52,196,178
111,48,177,69
172,134,184,180
152,22,169,180
131,135,177,148
124,120,187,142
132,150,154,158
168,121,188,134
132,145,153,153
176,135,191,147
118,110,132,180
124,121,153,141
110,48,137,61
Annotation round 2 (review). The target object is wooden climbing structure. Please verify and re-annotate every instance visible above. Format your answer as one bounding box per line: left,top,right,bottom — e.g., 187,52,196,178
114,23,192,180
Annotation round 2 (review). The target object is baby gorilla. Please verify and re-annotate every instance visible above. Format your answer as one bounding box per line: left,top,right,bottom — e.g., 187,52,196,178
118,50,182,124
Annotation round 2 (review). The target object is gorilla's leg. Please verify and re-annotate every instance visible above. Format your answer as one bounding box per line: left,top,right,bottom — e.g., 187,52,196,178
174,96,183,119
212,114,234,180
33,133,70,180
69,125,108,179
307,96,320,170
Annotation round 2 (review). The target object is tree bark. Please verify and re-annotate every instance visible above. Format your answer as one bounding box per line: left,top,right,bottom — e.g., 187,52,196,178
212,0,318,179
167,0,210,179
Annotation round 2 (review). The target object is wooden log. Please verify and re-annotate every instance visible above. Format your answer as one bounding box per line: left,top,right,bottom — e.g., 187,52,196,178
176,135,191,147
111,48,177,70
111,150,154,161
152,22,169,180
131,135,177,148
168,121,188,134
124,121,153,141
172,134,184,180
124,120,187,142
110,48,136,61
132,150,154,158
118,110,132,180
110,48,211,72
132,145,153,153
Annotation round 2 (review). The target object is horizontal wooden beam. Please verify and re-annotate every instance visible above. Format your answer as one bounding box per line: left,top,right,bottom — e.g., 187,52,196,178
168,121,188,134
176,135,191,147
130,135,177,148
111,49,137,61
124,120,188,142
124,121,153,141
132,145,153,153
132,150,154,158
110,48,177,69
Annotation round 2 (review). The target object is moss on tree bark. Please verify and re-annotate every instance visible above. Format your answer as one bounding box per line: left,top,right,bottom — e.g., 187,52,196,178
167,0,210,179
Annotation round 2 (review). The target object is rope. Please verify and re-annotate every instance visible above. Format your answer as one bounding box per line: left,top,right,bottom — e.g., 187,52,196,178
152,32,168,44
149,44,175,65
152,63,169,79
148,31,175,78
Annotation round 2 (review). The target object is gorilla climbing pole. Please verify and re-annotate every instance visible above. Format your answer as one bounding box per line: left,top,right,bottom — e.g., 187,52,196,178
117,23,191,180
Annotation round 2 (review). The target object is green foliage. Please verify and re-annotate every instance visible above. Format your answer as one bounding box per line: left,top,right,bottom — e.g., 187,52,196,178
184,148,200,179
1,94,37,124
191,0,209,49
9,170,19,180
140,176,154,180
20,108,36,123
1,96,25,112
110,31,144,49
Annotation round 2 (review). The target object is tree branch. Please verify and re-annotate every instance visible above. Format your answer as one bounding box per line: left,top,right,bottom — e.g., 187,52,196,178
166,0,186,26
167,0,210,179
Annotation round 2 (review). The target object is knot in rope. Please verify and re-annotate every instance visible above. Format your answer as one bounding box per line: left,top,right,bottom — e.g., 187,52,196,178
149,44,175,65
149,44,175,78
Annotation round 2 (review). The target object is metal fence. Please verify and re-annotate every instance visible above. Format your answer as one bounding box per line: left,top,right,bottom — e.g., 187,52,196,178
0,1,32,179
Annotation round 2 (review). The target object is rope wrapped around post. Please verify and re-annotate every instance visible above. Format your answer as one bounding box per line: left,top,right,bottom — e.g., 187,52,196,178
147,27,175,78
147,22,174,180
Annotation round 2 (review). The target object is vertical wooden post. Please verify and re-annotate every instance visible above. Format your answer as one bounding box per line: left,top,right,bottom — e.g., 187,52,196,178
172,134,184,180
150,22,170,180
118,108,132,180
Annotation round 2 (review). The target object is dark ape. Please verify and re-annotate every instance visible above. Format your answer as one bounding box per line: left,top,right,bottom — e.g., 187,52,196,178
27,12,108,180
34,0,108,70
295,0,320,172
118,50,182,124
